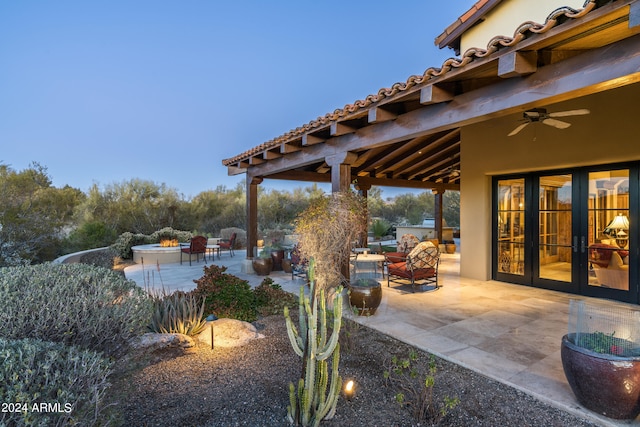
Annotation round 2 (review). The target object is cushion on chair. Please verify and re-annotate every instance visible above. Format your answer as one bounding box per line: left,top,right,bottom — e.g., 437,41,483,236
608,251,628,270
397,234,420,253
406,241,438,270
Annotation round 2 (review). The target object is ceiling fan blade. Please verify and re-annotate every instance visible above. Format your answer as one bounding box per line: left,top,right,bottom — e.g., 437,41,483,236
508,122,529,136
524,111,542,118
548,109,590,118
542,118,571,129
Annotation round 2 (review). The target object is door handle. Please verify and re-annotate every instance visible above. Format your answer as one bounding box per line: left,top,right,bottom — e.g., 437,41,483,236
573,236,578,253
580,236,586,253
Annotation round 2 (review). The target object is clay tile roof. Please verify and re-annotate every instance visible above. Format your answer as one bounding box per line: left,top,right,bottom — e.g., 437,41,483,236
222,0,599,167
435,0,502,51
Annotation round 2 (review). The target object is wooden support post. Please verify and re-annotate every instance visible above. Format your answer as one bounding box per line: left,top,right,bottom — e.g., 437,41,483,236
246,175,263,259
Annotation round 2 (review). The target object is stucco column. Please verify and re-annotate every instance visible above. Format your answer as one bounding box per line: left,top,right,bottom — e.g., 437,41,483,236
246,175,263,260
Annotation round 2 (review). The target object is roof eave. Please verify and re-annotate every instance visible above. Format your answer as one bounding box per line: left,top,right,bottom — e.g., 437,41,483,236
434,0,503,52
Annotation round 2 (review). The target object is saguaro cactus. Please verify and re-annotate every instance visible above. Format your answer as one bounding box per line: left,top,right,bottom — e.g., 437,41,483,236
284,259,343,427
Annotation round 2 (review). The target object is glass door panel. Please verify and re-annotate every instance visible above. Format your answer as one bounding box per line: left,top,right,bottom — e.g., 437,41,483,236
586,170,630,291
538,175,572,282
497,178,525,275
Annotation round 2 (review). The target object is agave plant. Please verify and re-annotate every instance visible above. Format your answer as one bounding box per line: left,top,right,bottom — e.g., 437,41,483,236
148,289,207,336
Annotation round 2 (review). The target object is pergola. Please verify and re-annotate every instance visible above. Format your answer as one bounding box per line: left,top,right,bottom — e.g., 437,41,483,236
223,0,640,258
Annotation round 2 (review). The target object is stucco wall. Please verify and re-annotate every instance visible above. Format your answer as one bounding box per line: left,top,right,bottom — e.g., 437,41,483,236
459,82,640,280
460,0,585,54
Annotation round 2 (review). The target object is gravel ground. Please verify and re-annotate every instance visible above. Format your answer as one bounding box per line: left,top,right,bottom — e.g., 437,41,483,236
106,314,598,427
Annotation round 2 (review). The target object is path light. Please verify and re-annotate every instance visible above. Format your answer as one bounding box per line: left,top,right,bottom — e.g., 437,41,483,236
206,314,218,350
344,379,356,400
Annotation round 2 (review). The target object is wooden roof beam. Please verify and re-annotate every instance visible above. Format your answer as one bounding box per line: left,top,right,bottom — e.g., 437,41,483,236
245,34,640,177
356,175,459,191
498,51,537,78
330,122,357,136
249,156,265,165
302,134,324,146
263,150,281,160
280,143,302,154
368,107,397,123
420,85,455,105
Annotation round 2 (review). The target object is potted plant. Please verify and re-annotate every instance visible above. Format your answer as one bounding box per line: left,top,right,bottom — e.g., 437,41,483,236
265,229,286,271
281,249,293,274
252,247,273,276
561,300,640,419
444,240,456,254
348,277,382,315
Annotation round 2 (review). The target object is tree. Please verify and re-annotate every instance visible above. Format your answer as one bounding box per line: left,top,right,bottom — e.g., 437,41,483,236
0,163,84,265
75,178,191,236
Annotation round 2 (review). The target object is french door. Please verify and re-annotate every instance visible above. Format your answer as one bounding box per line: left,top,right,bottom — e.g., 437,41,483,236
494,164,638,303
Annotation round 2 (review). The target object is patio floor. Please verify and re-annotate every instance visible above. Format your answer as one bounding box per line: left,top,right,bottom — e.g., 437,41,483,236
125,249,639,427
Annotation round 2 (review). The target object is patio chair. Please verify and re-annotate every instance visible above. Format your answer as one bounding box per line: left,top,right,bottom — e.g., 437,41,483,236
397,233,420,253
386,241,440,292
218,232,237,257
180,235,207,266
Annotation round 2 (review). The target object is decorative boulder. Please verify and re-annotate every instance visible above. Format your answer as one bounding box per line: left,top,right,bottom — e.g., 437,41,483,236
125,333,197,365
197,318,265,348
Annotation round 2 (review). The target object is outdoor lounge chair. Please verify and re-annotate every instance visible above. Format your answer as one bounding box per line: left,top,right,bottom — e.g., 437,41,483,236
386,241,440,292
218,232,237,257
180,235,207,266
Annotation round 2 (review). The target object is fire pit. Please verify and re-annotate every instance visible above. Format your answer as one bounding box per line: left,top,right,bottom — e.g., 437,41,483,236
132,243,183,264
159,238,179,247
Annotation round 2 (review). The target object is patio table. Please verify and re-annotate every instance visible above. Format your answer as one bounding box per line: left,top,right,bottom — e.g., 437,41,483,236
353,253,385,279
206,244,220,261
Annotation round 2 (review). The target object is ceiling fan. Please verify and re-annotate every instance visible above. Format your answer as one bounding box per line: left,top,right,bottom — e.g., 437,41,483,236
508,108,590,136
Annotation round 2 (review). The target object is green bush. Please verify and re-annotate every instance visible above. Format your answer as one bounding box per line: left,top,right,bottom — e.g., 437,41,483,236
0,337,113,427
65,220,118,253
0,263,152,357
148,289,207,336
370,218,391,239
191,265,257,322
254,277,297,316
111,231,149,259
149,227,192,244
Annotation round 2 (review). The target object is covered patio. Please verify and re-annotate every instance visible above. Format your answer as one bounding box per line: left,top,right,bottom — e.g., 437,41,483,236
125,249,624,425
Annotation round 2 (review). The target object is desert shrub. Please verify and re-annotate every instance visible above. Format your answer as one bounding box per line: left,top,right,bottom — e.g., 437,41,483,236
191,264,256,322
111,231,149,259
0,263,152,357
0,337,114,427
370,218,391,239
254,277,297,316
148,289,207,336
65,220,118,253
149,227,192,244
383,350,459,424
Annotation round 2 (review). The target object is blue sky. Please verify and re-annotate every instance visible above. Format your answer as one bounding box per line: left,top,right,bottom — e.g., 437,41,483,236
0,1,467,199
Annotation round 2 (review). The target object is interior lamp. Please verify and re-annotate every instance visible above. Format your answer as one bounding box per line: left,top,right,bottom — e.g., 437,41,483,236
604,214,630,248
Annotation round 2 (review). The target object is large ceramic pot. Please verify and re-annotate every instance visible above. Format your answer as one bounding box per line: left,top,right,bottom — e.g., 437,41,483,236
348,278,382,316
252,257,273,276
282,258,292,274
561,333,640,419
270,249,285,271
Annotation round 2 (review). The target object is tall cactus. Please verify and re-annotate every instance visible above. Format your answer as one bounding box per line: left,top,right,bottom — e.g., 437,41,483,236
284,258,343,427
